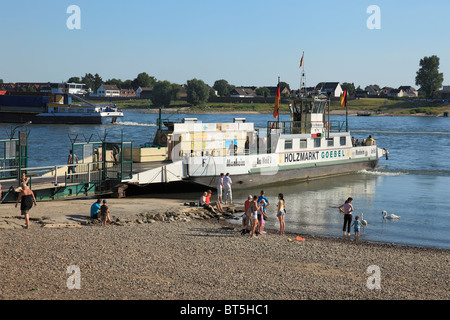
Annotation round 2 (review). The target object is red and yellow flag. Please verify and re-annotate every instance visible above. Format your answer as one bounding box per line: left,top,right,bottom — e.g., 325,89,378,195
340,90,347,108
299,53,304,68
273,83,281,119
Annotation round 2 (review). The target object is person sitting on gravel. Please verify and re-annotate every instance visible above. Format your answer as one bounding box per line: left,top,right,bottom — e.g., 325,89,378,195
200,192,217,214
206,190,225,213
90,199,101,219
100,199,113,226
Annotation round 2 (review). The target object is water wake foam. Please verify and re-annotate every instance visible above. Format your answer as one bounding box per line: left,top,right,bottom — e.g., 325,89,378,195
359,169,450,176
114,121,156,127
357,169,407,176
352,129,450,135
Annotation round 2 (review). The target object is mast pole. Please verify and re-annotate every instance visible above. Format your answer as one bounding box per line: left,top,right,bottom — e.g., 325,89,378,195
277,76,280,125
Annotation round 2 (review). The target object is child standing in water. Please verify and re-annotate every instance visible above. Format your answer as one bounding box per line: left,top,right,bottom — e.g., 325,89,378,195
277,193,286,235
352,216,362,237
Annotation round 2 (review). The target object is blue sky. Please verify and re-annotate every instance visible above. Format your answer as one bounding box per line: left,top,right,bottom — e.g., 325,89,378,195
0,0,449,90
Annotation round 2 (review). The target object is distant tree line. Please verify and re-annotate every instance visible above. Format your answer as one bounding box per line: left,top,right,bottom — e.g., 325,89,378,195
2,54,444,106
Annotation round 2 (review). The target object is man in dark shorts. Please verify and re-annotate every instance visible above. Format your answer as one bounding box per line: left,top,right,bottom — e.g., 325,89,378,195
15,183,37,228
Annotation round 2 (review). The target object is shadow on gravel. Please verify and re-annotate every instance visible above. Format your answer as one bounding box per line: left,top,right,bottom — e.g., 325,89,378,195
186,226,236,238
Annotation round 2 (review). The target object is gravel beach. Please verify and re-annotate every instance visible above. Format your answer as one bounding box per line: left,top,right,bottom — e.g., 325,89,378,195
0,198,448,300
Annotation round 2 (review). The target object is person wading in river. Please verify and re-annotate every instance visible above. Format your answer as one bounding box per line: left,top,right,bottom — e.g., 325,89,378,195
339,197,354,236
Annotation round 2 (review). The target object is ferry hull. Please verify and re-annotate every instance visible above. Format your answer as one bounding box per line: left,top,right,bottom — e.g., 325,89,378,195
186,158,379,190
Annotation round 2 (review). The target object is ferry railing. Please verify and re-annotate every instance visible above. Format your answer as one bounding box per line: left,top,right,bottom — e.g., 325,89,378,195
267,120,347,135
0,162,106,190
0,138,28,180
267,121,312,135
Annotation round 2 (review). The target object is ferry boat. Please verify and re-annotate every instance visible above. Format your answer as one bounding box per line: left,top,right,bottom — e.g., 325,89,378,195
140,96,388,190
0,91,123,124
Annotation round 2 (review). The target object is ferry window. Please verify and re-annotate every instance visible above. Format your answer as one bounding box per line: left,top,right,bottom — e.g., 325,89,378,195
314,138,321,148
340,137,347,146
327,139,334,147
300,139,307,149
284,139,293,150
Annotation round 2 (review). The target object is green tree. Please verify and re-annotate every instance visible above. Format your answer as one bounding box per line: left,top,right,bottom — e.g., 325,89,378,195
93,73,103,92
81,73,95,91
186,78,210,106
415,55,444,99
213,79,234,97
121,80,133,89
132,72,156,89
105,78,124,89
68,76,81,83
279,81,290,93
341,82,356,95
0,79,4,84
151,81,180,107
256,87,270,97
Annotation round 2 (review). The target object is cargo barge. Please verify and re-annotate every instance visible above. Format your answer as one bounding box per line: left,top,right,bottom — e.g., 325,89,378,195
0,91,123,124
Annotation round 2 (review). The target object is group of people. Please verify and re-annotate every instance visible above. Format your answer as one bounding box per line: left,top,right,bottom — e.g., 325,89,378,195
338,197,363,237
351,135,376,147
90,198,113,226
243,190,286,238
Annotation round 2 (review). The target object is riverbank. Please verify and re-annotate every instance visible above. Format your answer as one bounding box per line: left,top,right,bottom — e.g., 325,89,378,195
87,98,450,117
0,198,448,300
139,107,443,117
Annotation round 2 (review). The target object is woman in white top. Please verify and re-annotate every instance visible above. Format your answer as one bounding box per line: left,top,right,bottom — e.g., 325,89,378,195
277,193,286,235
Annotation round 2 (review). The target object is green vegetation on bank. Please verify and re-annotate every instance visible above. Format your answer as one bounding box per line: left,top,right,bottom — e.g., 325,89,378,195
89,97,449,116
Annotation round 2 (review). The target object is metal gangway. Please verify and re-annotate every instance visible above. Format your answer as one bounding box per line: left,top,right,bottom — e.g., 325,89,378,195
0,136,133,203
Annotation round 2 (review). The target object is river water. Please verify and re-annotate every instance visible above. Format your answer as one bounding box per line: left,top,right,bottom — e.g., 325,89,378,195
1,110,449,249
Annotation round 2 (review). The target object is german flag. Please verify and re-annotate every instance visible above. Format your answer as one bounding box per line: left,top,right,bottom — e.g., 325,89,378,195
273,83,281,119
340,90,347,108
299,53,304,68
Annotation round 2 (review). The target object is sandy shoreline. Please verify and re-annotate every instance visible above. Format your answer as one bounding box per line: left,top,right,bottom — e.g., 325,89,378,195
0,198,448,300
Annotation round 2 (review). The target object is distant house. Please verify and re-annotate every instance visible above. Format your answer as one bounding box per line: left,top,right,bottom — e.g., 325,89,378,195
398,86,418,97
135,87,153,98
230,87,257,98
365,85,380,96
354,90,367,98
318,82,343,98
266,86,290,97
120,88,136,97
297,86,320,97
438,86,450,100
15,82,46,91
388,89,404,97
0,83,15,91
178,84,187,99
380,87,394,96
97,84,120,97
